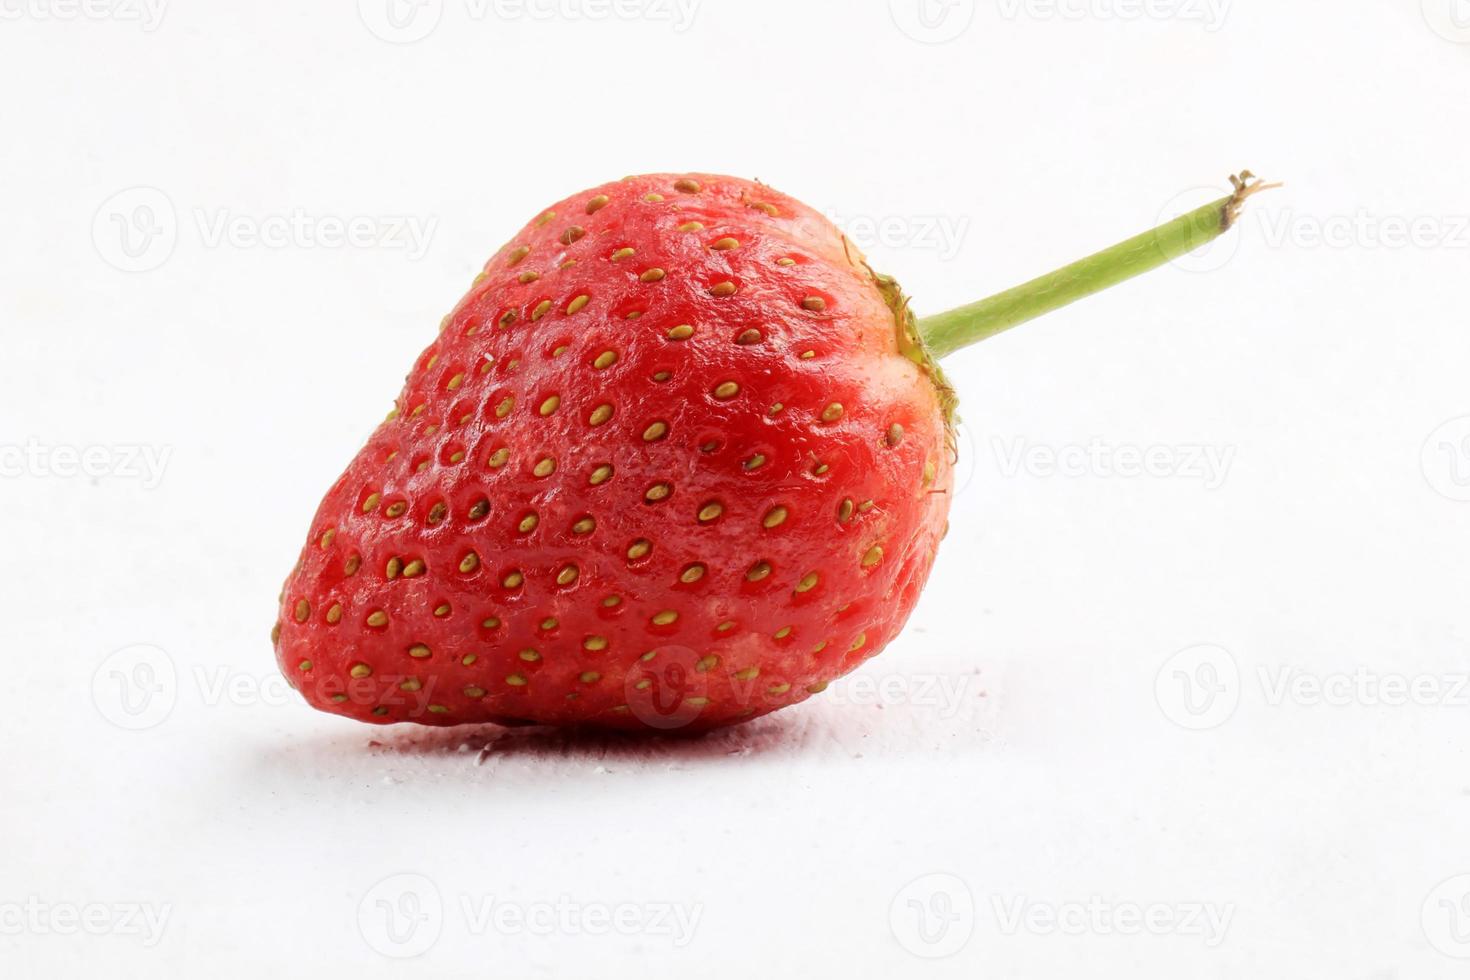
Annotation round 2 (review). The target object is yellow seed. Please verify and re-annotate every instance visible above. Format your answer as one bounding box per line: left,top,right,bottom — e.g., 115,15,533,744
698,502,724,522
503,571,524,588
433,603,450,617
495,397,514,418
464,686,486,698
795,572,819,593
863,545,884,567
763,506,789,528
886,423,905,447
645,482,672,502
696,655,719,672
407,643,430,659
519,649,541,662
461,654,477,666
678,221,705,232
777,257,796,266
541,617,558,630
685,697,710,707
531,300,552,320
589,464,613,485
644,193,664,202
733,667,759,681
858,499,875,513
506,245,530,265
572,516,595,535
319,528,336,548
481,617,500,629
361,492,381,514
627,539,652,560
518,271,540,284
611,247,636,261
518,513,539,533
807,681,829,694
467,499,489,520
635,679,652,690
750,201,780,216
802,296,827,312
736,328,762,344
711,237,740,251
713,381,740,399
850,633,867,651
821,402,844,423
446,372,464,391
293,599,310,622
579,671,602,684
680,564,705,583
539,394,561,415
652,370,672,382
457,552,479,573
643,421,669,441
298,660,313,671
533,457,556,478
744,454,766,470
589,404,613,426
585,194,610,214
800,350,816,360
640,268,666,283
593,350,618,369
330,694,348,703
774,626,792,639
838,499,854,522
448,450,464,464
673,178,702,193
769,403,784,415
768,683,791,695
561,225,585,245
386,557,402,579
345,555,361,576
667,324,694,340
487,448,510,469
566,295,590,315
349,663,372,679
326,603,343,624
556,564,580,586
746,561,772,581
584,636,608,651
710,282,737,297
506,674,528,687
651,610,678,626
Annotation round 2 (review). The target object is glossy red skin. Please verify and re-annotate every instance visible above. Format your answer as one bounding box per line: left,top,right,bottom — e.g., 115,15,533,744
274,174,953,732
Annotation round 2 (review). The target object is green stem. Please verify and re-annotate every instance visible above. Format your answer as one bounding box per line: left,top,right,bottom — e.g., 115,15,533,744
917,172,1278,359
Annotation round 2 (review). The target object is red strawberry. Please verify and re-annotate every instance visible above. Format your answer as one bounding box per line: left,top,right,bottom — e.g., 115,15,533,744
273,170,1270,731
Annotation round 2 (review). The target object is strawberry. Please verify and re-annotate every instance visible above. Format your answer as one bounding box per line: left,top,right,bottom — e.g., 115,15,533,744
273,170,1271,731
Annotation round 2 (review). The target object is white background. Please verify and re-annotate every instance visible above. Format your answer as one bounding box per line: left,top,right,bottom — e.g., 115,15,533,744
3,0,1469,976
